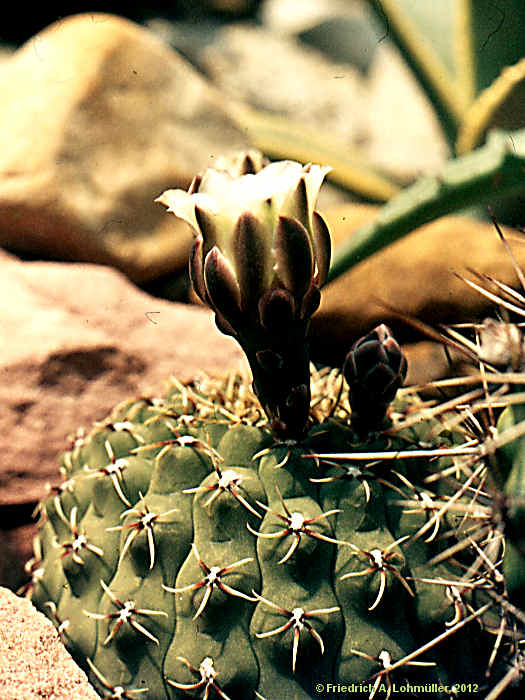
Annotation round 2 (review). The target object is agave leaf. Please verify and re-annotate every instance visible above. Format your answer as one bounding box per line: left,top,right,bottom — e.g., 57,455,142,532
328,126,525,282
466,0,525,95
457,57,525,154
365,1,525,151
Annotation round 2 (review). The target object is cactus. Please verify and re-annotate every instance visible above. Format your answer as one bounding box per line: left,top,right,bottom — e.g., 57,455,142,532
28,155,524,698
29,362,508,699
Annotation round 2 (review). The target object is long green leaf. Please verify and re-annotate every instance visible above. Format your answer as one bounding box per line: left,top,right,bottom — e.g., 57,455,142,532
327,127,525,282
468,0,525,94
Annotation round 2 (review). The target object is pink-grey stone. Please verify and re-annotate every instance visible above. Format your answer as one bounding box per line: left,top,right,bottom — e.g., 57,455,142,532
0,586,99,699
0,248,242,508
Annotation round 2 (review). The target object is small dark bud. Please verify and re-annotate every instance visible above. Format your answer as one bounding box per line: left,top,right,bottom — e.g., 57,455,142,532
344,324,407,434
285,383,309,409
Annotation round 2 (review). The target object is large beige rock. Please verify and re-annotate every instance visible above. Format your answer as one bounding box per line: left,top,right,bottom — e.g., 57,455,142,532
0,586,99,699
0,13,251,282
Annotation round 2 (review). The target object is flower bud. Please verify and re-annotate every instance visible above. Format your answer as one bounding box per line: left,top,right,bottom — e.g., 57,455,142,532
344,324,407,435
156,152,332,439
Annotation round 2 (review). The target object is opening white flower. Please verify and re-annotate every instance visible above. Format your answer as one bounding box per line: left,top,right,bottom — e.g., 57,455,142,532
156,151,333,440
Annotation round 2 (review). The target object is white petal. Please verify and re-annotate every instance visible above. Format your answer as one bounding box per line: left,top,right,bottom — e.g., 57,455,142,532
156,189,217,234
303,165,332,219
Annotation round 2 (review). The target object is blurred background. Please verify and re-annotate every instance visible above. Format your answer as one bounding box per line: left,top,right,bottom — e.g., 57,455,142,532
2,0,525,592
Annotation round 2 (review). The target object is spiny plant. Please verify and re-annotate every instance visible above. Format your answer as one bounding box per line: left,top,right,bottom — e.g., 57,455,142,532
27,151,524,699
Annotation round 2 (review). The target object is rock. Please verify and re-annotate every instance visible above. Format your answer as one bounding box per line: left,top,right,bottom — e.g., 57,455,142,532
0,248,243,508
0,13,251,282
262,0,354,35
201,23,367,147
201,20,447,184
188,0,261,16
263,0,379,72
313,204,525,384
0,524,35,592
0,248,243,588
365,44,449,181
0,586,99,699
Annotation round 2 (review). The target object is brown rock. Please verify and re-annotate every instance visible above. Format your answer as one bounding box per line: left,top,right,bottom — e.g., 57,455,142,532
0,249,243,588
313,205,525,383
0,13,251,282
0,586,99,699
0,524,35,591
0,249,243,509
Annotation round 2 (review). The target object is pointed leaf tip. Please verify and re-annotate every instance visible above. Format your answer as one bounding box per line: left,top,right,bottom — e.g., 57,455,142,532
195,205,218,250
188,174,202,194
189,236,207,303
281,176,308,229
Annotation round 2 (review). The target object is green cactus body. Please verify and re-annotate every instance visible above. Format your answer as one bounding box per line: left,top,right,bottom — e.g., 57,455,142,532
29,369,500,699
